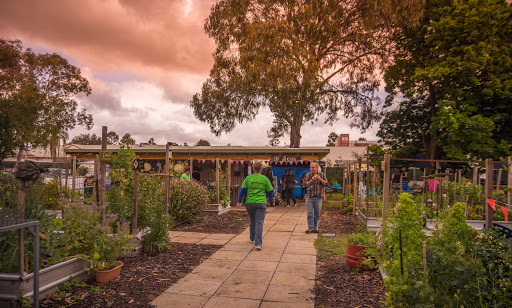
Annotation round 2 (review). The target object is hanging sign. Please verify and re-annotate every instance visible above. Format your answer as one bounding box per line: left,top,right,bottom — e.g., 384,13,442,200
99,151,113,162
131,158,144,170
273,155,301,162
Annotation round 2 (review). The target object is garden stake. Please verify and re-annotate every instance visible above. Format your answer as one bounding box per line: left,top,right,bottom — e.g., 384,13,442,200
399,230,403,275
423,242,427,272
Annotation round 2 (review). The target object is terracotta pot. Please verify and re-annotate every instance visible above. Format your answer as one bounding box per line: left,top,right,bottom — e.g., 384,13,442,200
94,261,123,283
346,244,376,271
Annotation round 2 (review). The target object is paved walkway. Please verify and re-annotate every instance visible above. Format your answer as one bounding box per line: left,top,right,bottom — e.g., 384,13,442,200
152,205,317,308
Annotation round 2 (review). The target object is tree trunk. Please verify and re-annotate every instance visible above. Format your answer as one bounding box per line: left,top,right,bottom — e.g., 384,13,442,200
289,117,303,147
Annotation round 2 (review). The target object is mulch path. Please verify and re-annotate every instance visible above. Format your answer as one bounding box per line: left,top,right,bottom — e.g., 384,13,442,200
171,210,249,234
41,211,250,307
314,208,385,308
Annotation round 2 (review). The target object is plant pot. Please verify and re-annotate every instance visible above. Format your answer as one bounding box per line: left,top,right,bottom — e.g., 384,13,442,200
346,244,376,271
94,261,123,283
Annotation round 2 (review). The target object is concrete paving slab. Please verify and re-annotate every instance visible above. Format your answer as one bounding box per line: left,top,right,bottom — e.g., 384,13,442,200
276,263,316,279
178,232,210,238
280,254,316,264
171,236,201,244
237,260,279,272
196,238,232,245
165,278,223,297
194,259,242,271
245,251,282,262
214,281,268,300
287,240,316,248
167,231,185,238
226,269,274,284
204,233,236,240
186,267,234,282
204,296,261,308
260,300,314,308
270,271,316,288
152,293,209,308
210,250,249,261
263,285,314,303
220,243,254,252
283,246,317,255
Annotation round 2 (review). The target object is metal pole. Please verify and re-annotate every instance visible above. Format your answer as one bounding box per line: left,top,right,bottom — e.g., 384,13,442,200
32,223,39,308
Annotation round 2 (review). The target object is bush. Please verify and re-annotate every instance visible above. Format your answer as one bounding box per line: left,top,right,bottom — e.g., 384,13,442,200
170,178,209,222
76,166,88,176
43,179,60,210
142,204,171,255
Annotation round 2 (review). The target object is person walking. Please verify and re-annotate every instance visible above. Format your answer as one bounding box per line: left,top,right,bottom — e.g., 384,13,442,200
285,168,297,207
280,169,288,205
304,162,328,234
237,161,274,250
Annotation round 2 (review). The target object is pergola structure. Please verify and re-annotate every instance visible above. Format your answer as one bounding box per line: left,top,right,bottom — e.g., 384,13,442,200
64,145,330,207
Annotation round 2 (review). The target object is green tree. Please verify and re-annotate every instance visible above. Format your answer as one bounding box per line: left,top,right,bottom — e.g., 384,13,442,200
120,133,136,145
326,132,338,147
194,139,211,146
191,0,425,147
106,131,119,145
381,0,512,172
139,137,157,146
0,39,93,162
71,133,102,145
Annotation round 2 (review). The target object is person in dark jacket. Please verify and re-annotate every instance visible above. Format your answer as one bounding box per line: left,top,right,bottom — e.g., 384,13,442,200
285,169,297,207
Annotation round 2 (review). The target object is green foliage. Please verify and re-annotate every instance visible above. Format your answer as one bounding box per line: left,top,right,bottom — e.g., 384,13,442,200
314,234,349,259
142,203,171,255
348,229,377,247
42,179,60,210
208,168,229,207
76,166,88,176
170,178,209,222
106,145,136,224
326,132,338,147
325,167,343,190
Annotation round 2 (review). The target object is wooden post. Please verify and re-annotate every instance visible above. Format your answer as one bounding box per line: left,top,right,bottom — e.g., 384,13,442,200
458,169,463,183
17,181,25,275
227,159,232,206
473,166,478,186
93,154,99,205
132,169,139,234
165,144,170,215
485,159,493,229
353,161,358,215
497,168,502,191
423,242,427,272
58,169,63,199
72,155,76,192
99,126,107,225
366,150,370,213
383,154,391,221
216,158,220,205
453,170,457,205
508,157,512,208
64,164,69,195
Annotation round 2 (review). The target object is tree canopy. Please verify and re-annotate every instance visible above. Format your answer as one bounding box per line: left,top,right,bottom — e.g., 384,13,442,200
194,139,211,146
326,132,338,147
120,133,136,145
70,131,120,145
191,0,425,147
0,39,92,161
380,0,512,168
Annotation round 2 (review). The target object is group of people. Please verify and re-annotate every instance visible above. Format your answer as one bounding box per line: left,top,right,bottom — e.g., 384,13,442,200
237,161,328,250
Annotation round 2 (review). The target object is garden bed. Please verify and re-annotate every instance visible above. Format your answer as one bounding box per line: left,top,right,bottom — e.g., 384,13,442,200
314,207,385,307
171,210,249,234
40,242,222,307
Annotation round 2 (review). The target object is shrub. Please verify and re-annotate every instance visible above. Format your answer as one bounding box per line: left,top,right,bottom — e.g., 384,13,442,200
76,166,88,176
43,179,60,210
170,178,209,222
348,229,376,247
142,203,171,255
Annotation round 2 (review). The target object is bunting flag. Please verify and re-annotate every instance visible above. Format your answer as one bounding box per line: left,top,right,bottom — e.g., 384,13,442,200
245,160,249,164
501,206,509,222
206,160,211,164
486,199,496,211
305,160,309,164
285,161,289,165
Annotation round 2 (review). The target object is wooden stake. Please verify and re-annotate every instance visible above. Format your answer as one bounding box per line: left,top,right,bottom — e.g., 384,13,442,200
497,168,502,191
132,169,139,234
165,144,170,215
353,161,358,215
485,159,493,229
382,154,391,221
17,181,25,275
227,159,232,206
99,126,107,225
72,155,76,192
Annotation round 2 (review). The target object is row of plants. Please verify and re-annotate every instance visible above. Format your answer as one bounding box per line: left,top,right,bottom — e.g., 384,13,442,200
372,193,512,307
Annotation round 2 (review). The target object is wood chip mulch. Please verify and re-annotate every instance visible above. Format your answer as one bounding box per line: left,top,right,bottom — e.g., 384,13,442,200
40,210,250,307
314,207,386,308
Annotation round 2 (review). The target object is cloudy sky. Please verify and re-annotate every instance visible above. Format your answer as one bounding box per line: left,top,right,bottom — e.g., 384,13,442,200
0,0,381,146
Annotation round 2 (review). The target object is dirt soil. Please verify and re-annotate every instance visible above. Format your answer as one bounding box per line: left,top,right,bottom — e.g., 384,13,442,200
314,208,386,308
171,209,249,234
40,243,221,307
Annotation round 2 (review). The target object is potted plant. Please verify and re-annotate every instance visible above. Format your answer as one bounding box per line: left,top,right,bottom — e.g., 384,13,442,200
84,222,134,282
346,230,377,271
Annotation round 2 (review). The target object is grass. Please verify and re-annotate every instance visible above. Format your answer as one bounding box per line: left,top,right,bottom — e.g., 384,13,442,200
323,201,343,208
315,234,350,258
325,192,344,201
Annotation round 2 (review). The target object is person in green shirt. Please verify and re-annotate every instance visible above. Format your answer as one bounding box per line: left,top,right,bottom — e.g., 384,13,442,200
237,161,274,250
180,167,191,181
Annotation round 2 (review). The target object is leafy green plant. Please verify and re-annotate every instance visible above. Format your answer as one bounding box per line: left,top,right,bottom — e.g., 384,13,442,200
208,168,229,207
90,285,100,294
42,179,60,210
170,178,209,222
143,203,172,255
348,229,376,247
76,166,88,176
